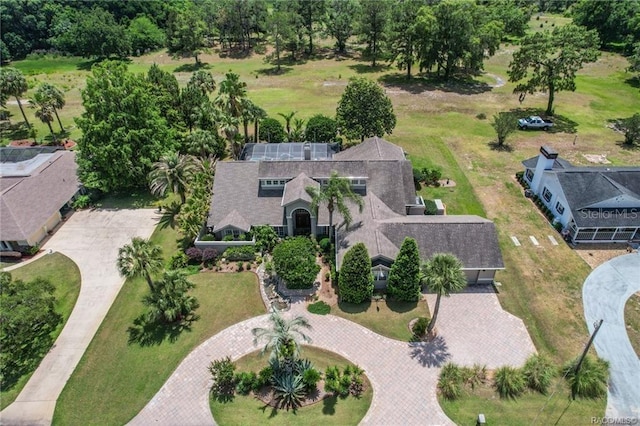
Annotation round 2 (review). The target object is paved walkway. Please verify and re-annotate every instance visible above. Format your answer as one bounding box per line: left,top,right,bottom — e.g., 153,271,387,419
583,253,640,421
131,286,535,426
1,209,158,426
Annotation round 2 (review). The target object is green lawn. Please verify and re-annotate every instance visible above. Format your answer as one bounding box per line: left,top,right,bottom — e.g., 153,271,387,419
333,298,430,341
53,227,266,425
440,379,605,425
1,253,81,410
211,346,373,426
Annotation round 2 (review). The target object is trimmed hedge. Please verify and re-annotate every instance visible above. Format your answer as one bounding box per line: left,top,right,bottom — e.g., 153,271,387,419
223,246,256,261
272,237,320,289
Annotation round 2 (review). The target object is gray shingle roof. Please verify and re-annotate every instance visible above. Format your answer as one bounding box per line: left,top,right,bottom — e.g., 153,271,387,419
333,137,406,161
0,151,80,241
281,173,318,206
214,209,251,232
522,155,573,170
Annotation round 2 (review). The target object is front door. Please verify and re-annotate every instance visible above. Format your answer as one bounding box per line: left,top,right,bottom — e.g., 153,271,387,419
293,209,311,235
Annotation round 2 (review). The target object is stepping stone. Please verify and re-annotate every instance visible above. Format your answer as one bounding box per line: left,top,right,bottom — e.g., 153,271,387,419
548,235,559,246
529,236,539,246
511,236,521,246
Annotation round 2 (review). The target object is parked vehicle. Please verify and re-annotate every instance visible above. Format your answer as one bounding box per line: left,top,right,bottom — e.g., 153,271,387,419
518,116,554,130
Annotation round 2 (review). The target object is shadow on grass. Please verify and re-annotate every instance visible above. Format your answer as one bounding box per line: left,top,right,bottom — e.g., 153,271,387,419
616,140,640,150
508,107,578,134
76,57,130,71
127,313,197,347
92,190,158,210
488,141,514,152
348,63,391,74
255,66,293,76
218,48,254,59
322,395,337,415
338,300,371,314
386,299,418,313
173,62,212,73
378,73,493,95
408,335,451,367
625,77,640,89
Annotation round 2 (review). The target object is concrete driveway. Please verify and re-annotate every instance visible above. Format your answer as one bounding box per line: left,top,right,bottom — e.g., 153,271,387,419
583,253,640,421
1,209,158,426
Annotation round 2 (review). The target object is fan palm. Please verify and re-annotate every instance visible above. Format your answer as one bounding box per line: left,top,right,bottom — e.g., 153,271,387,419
0,67,30,127
149,152,199,204
422,253,467,335
215,72,247,118
306,171,364,242
37,83,66,131
143,270,199,323
252,310,312,362
188,70,216,96
29,92,57,142
116,237,163,291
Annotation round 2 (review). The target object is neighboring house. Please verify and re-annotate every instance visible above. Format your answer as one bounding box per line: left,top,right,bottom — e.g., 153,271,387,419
0,146,81,251
204,137,504,285
523,146,640,244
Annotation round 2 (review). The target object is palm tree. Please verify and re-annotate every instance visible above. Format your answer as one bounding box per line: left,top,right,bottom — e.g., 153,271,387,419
117,237,163,291
422,253,467,335
0,67,30,127
29,92,57,143
143,270,199,323
148,152,199,204
240,98,266,144
252,310,312,361
188,70,216,96
37,83,65,132
277,111,297,138
215,72,247,118
218,113,243,160
306,171,364,242
249,102,267,143
290,117,306,141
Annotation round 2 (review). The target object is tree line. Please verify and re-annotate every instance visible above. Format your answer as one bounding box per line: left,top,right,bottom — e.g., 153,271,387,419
3,0,637,75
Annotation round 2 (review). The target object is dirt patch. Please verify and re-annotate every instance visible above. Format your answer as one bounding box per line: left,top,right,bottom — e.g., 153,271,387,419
582,153,611,164
9,139,36,147
316,261,338,305
573,244,632,269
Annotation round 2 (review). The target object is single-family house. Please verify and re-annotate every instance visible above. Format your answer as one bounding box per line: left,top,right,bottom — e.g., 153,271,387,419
204,137,504,285
0,146,81,252
522,146,640,243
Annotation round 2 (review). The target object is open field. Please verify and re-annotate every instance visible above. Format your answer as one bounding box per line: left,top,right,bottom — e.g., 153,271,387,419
211,346,373,426
1,253,81,409
5,16,639,422
626,294,640,358
53,224,266,425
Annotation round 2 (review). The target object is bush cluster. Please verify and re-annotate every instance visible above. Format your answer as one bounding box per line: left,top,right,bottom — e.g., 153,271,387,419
307,301,331,315
223,246,256,261
424,199,438,215
324,365,365,397
412,317,430,337
272,237,320,289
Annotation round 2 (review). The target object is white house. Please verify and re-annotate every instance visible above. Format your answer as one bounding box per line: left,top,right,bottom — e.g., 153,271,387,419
523,146,640,244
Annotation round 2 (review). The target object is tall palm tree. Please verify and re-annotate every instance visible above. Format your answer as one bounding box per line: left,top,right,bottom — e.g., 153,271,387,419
29,92,57,143
215,71,247,118
117,237,163,291
422,253,467,335
306,171,364,242
38,83,65,132
0,67,30,127
218,113,243,160
290,117,306,141
240,98,266,144
252,310,312,361
277,111,297,138
148,152,199,204
143,270,199,323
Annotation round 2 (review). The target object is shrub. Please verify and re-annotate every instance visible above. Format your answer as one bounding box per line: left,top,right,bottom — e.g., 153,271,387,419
305,114,338,142
259,117,287,143
307,301,331,315
237,262,244,272
272,237,320,289
562,356,609,399
494,366,526,399
222,235,234,241
338,243,373,303
199,234,216,241
202,248,218,266
554,221,563,232
387,237,421,301
257,366,273,388
422,167,442,186
412,317,430,337
235,371,257,395
476,112,487,120
491,112,517,147
238,233,247,241
209,357,237,401
223,245,256,261
72,194,92,209
438,363,463,400
515,171,524,179
185,247,203,264
302,368,322,391
168,252,189,270
253,225,279,253
319,237,331,255
25,244,40,256
461,364,487,390
424,199,438,215
523,354,556,394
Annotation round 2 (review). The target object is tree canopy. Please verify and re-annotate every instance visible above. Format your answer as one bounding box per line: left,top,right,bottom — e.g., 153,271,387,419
386,237,422,302
508,24,600,116
75,61,175,192
336,77,396,141
338,243,373,304
272,237,320,290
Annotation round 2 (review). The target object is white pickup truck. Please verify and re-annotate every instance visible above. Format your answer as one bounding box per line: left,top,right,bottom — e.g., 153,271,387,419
517,116,554,130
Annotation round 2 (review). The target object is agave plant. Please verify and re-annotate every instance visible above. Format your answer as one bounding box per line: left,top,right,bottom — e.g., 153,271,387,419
272,371,305,410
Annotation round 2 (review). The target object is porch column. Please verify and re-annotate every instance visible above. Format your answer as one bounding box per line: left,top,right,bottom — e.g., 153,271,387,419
286,214,294,237
311,215,317,237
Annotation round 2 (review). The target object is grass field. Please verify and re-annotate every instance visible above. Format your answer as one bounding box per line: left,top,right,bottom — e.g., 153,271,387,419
211,346,373,426
6,14,639,423
0,253,81,410
625,294,640,358
53,225,266,425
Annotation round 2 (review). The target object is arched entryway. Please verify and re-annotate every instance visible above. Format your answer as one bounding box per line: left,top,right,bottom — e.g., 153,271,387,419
292,208,311,235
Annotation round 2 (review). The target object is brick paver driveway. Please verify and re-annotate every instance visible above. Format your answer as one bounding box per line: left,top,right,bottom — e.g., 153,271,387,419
1,209,158,426
131,285,535,426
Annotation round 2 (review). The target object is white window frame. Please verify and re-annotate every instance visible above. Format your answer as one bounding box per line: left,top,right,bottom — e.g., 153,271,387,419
542,187,552,202
555,201,565,215
525,169,534,182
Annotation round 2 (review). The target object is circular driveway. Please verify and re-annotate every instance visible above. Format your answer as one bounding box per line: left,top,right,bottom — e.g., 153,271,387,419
583,253,640,421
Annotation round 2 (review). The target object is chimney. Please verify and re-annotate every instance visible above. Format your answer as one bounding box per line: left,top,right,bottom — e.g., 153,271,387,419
530,146,558,192
303,143,311,161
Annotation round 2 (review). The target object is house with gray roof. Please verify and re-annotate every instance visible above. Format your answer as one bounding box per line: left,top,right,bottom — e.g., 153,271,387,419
522,146,640,243
205,137,504,285
0,146,81,252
